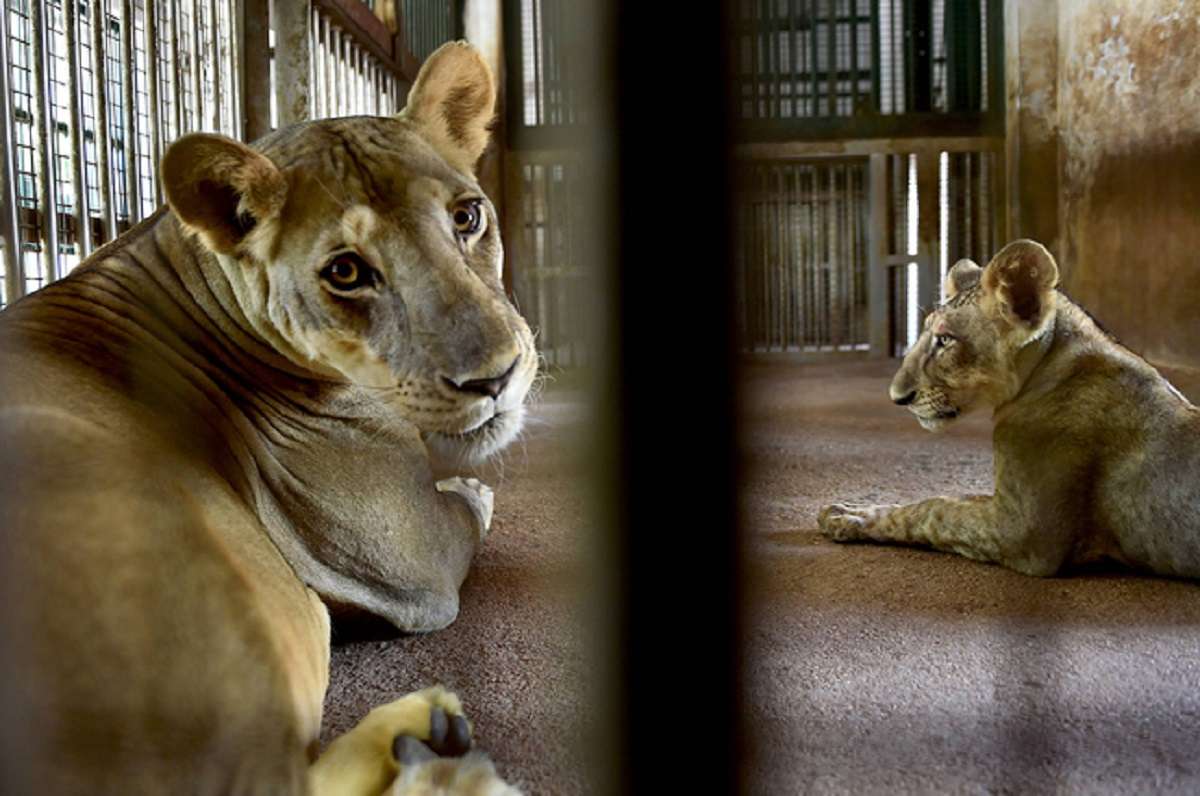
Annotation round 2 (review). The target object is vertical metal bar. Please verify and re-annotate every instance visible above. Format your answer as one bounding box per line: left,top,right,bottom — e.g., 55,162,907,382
208,0,221,131
120,0,140,222
354,43,362,115
241,0,269,138
530,0,542,123
849,0,859,111
787,0,798,117
65,0,92,258
869,0,879,112
31,0,61,280
91,0,115,240
190,0,203,128
825,0,836,115
273,0,310,124
808,0,819,118
747,0,759,119
143,0,161,200
766,0,779,120
170,0,184,134
0,0,23,300
338,29,347,117
916,150,939,322
310,7,320,117
775,167,785,348
229,0,242,138
323,14,333,118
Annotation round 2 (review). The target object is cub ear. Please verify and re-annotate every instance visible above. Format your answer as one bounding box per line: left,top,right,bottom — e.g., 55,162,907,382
161,133,287,257
945,258,983,300
982,239,1060,331
400,40,496,174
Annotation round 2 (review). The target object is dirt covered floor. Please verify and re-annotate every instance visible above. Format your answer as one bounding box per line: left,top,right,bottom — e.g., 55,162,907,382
742,359,1200,793
319,393,590,795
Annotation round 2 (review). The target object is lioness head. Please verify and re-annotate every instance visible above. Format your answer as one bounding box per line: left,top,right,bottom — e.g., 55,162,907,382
889,239,1059,431
160,42,535,464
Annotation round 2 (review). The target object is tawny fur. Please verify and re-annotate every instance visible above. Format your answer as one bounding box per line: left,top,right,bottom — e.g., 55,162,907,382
0,42,526,794
819,239,1200,579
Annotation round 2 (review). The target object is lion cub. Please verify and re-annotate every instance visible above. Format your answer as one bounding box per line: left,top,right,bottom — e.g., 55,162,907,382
820,239,1200,579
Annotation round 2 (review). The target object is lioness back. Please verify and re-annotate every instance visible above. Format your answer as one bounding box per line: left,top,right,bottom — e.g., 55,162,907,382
0,41,533,794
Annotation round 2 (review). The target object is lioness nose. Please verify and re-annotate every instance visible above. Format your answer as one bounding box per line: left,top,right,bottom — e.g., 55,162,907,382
892,389,917,406
444,358,518,399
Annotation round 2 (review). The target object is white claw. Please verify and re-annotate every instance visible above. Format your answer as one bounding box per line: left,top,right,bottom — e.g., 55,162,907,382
436,476,495,540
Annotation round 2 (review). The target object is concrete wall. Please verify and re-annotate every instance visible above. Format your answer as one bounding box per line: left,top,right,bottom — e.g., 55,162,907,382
1006,0,1200,369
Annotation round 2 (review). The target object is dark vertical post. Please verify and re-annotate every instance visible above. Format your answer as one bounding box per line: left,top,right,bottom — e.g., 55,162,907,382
606,0,741,791
946,0,982,111
907,0,932,112
242,0,271,140
869,0,880,113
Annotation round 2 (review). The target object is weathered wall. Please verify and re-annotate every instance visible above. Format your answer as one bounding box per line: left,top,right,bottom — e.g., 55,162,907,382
1006,0,1200,369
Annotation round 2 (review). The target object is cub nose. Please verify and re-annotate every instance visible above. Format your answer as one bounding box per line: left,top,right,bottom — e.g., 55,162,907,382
444,358,518,399
892,389,917,406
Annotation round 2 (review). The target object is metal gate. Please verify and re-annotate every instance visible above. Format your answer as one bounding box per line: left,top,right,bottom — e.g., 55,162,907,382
736,158,869,352
0,0,453,309
505,151,584,367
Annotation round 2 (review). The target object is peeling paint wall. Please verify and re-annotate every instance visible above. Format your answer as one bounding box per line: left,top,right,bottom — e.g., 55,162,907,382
1005,0,1061,254
1007,0,1200,368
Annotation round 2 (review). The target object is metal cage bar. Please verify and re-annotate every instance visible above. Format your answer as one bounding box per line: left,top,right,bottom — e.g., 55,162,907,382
30,0,60,284
0,0,21,304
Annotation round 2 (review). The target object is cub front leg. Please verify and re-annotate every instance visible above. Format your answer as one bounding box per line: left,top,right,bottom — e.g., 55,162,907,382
818,495,1065,577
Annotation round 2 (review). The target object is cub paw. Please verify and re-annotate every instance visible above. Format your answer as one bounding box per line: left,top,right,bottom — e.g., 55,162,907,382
436,476,495,540
817,502,891,542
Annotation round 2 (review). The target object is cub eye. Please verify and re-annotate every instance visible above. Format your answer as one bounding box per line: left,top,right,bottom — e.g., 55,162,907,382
321,252,378,292
934,333,955,349
451,199,485,237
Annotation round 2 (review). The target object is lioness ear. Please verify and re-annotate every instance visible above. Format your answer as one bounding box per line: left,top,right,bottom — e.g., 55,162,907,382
161,133,287,257
945,258,983,300
400,41,496,173
982,239,1059,331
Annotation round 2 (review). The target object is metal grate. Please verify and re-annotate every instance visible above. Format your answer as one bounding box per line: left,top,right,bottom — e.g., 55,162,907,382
941,149,997,274
401,0,454,63
504,0,583,148
508,154,586,368
0,0,241,307
736,159,869,352
733,0,999,139
309,6,403,120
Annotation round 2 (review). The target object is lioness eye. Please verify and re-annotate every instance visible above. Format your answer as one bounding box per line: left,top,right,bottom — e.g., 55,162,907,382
321,252,377,292
451,199,484,237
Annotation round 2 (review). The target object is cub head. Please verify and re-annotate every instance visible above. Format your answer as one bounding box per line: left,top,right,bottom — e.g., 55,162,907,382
889,239,1059,431
161,41,535,464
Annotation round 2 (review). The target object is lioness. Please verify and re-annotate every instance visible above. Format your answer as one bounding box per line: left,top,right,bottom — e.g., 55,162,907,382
0,42,531,794
819,239,1200,579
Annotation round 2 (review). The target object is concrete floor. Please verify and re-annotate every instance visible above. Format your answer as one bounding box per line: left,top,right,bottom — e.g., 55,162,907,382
320,360,1200,794
742,359,1200,794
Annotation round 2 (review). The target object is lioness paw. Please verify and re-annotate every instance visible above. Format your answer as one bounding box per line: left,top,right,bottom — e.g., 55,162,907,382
818,502,894,542
391,694,473,765
436,477,495,540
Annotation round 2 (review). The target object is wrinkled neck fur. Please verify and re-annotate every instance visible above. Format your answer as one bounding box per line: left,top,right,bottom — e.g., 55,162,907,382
155,215,330,380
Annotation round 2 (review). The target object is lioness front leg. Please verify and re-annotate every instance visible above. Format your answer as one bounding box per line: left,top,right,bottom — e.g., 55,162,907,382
818,495,1066,576
309,686,519,796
